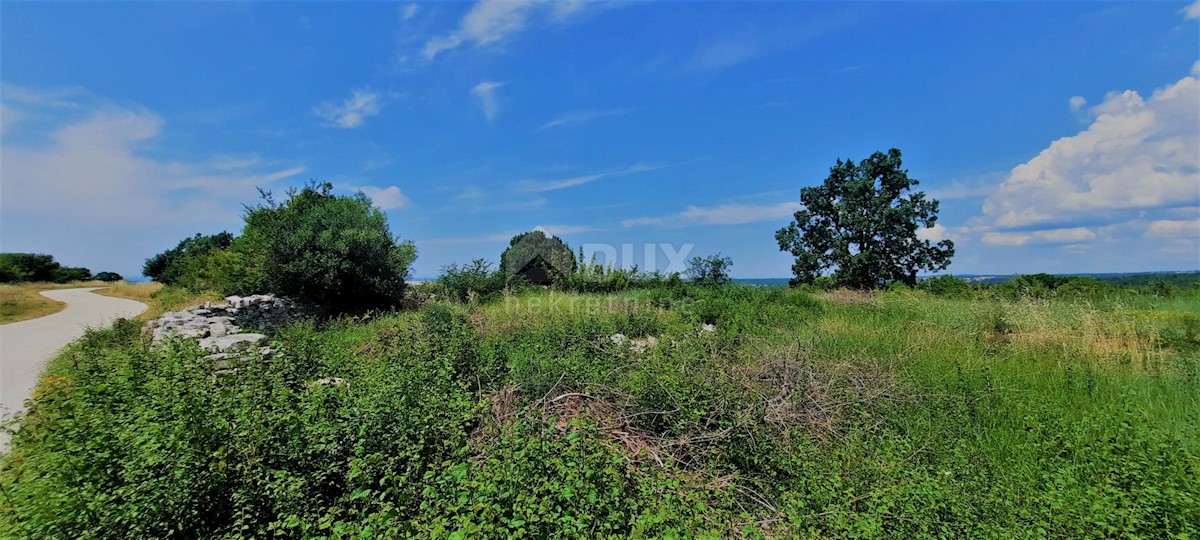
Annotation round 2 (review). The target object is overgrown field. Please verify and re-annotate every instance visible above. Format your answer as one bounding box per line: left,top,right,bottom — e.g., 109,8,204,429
2,286,1197,538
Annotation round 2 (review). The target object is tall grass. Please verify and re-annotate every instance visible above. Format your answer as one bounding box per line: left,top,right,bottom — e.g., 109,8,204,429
2,285,1197,537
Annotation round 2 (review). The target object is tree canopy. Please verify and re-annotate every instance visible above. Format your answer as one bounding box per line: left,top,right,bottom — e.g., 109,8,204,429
775,149,954,289
237,182,417,311
499,230,576,286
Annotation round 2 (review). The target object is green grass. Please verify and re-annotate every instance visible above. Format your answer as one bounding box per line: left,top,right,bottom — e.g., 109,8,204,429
2,286,1197,538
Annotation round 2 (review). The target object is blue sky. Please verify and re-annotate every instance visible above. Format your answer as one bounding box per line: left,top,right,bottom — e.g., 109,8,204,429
2,1,1197,279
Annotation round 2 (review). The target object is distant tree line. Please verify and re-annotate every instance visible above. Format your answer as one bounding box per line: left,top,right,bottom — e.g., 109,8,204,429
0,253,121,284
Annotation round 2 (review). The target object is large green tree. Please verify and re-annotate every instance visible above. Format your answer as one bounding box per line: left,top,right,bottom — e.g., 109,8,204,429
775,149,953,289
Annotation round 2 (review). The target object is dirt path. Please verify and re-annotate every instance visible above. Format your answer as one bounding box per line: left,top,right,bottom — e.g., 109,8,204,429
0,287,147,450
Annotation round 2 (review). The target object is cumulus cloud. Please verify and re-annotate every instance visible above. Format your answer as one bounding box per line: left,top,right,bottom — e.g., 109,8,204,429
981,227,1097,247
538,107,634,130
313,89,384,129
623,201,802,228
1185,0,1200,19
982,74,1199,230
471,81,505,121
511,163,663,193
1068,95,1087,111
350,185,412,210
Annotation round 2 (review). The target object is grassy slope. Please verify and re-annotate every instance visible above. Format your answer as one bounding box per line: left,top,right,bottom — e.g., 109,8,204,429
2,287,1197,538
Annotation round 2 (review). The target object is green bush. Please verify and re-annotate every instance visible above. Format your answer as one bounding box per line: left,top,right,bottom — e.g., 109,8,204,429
231,182,416,312
438,259,507,302
686,254,733,287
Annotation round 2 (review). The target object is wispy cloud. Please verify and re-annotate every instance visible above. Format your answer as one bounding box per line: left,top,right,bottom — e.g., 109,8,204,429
685,37,763,73
511,163,664,193
313,88,384,129
421,0,606,61
1,101,305,226
537,107,634,130
471,81,505,121
422,0,537,60
534,224,603,235
1184,0,1199,19
402,3,420,21
623,201,801,228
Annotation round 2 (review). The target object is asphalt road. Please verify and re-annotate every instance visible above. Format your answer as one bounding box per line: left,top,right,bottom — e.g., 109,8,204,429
0,287,147,450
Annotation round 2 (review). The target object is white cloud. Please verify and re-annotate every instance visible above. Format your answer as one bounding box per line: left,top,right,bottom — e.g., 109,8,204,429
981,227,1096,247
1,105,304,226
423,0,537,60
313,89,384,129
1193,60,1200,76
1185,0,1200,19
350,185,412,210
471,81,505,121
0,103,23,133
511,163,664,193
538,108,633,130
917,223,950,242
1068,95,1087,111
402,3,420,20
421,0,606,61
623,201,802,228
982,74,1200,230
1145,218,1200,238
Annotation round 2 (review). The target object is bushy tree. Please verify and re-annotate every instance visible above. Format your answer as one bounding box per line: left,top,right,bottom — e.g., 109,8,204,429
50,266,91,283
237,182,417,311
499,230,576,286
776,149,954,289
93,272,124,282
687,254,733,287
0,253,60,282
143,232,234,285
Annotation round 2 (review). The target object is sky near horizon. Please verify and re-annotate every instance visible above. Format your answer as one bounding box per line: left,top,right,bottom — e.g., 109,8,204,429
1,1,1198,279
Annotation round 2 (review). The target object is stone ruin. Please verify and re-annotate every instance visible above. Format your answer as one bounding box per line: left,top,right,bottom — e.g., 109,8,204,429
148,294,307,367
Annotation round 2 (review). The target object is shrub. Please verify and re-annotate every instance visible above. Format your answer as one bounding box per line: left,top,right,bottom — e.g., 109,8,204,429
236,182,416,312
438,259,506,302
686,253,733,287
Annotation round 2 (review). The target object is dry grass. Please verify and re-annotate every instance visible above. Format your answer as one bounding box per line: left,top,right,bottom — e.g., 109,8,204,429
0,281,114,324
1,280,220,324
93,281,221,319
